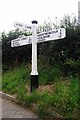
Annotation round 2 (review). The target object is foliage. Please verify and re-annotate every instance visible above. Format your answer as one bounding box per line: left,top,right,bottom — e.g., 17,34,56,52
2,64,79,118
2,30,31,69
36,77,79,118
38,58,62,84
1,15,80,76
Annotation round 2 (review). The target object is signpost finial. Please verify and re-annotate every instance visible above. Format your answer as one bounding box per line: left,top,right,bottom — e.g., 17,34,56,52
32,20,38,24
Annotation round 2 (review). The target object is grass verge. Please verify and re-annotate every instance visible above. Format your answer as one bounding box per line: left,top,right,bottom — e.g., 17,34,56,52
2,64,79,119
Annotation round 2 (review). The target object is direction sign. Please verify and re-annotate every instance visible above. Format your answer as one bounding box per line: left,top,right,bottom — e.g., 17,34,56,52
14,21,32,31
11,20,66,92
11,28,66,47
11,35,32,47
37,28,66,43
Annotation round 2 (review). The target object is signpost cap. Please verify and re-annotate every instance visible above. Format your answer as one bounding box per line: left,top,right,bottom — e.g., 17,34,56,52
32,20,38,24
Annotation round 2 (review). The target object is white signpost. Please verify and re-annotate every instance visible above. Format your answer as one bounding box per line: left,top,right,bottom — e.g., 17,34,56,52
11,20,66,92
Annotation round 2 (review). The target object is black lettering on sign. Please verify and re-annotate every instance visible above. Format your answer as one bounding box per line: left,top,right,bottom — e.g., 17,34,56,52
28,37,32,43
16,23,23,27
51,30,58,34
48,31,52,34
58,29,62,38
43,34,50,38
38,33,45,37
38,36,43,39
45,32,49,35
21,37,27,40
25,25,31,29
13,41,20,47
38,36,46,42
12,38,20,42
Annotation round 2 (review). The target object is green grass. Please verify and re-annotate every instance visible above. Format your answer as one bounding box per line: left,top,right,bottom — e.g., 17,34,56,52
2,64,30,94
16,78,79,118
38,64,62,85
2,64,79,119
35,77,79,118
52,77,79,118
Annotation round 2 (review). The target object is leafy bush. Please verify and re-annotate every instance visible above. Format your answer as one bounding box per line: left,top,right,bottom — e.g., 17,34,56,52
63,59,80,76
38,63,62,85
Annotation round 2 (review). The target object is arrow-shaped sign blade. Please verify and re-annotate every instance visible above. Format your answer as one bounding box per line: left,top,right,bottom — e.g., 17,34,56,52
37,28,66,43
14,21,32,31
11,35,32,47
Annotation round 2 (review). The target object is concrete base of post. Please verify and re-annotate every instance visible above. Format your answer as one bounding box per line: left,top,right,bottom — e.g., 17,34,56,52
30,75,39,92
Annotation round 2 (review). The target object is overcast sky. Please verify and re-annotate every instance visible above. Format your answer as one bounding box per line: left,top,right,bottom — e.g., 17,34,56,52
0,0,79,33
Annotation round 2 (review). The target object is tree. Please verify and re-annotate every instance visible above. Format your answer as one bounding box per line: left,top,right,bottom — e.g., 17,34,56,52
2,30,31,70
38,15,80,76
2,15,80,76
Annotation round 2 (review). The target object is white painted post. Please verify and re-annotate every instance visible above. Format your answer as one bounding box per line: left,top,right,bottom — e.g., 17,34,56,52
31,21,38,75
12,20,66,92
30,20,38,92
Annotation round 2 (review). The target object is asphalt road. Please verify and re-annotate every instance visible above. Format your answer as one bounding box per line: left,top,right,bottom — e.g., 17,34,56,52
0,96,38,119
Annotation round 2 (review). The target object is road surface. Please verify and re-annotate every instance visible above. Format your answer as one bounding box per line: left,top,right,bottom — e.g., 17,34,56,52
0,96,38,119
